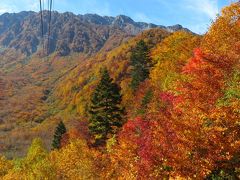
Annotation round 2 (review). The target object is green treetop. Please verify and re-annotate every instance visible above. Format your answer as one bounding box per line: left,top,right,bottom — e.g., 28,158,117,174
52,121,67,149
88,68,124,145
130,40,151,91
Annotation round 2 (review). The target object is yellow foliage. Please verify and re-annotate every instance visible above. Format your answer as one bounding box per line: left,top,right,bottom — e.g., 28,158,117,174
202,3,240,60
150,31,200,91
50,139,97,179
0,156,13,177
3,138,56,180
53,29,171,119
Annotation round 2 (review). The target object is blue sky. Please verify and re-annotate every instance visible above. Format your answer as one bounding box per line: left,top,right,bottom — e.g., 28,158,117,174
0,0,236,34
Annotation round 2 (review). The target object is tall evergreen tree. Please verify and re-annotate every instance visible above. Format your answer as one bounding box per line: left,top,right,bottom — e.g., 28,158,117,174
130,40,150,91
52,121,67,149
88,68,124,145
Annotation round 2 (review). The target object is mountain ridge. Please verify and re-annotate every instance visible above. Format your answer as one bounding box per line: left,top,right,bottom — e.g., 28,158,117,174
78,13,190,33
0,11,192,57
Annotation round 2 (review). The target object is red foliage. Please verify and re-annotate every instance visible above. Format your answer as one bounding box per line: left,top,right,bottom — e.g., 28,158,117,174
118,114,184,178
159,91,182,108
115,47,239,179
180,48,225,112
119,117,154,178
160,92,175,104
182,48,205,73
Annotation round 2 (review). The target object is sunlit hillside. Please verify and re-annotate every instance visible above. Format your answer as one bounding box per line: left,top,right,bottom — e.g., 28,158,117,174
0,1,239,179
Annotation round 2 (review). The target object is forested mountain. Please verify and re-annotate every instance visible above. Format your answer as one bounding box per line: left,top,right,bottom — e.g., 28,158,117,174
0,2,240,179
0,9,190,158
0,11,189,56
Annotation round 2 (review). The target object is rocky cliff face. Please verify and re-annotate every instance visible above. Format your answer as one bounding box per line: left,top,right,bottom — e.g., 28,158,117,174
0,11,191,56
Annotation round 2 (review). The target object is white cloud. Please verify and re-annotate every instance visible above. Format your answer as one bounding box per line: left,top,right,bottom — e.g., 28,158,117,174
82,0,111,15
0,4,16,14
27,1,38,11
187,22,210,34
0,0,39,14
184,0,218,19
0,8,12,14
134,13,151,22
0,0,56,14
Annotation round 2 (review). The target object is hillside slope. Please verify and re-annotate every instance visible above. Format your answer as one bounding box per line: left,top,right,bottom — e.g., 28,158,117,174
0,27,175,157
0,3,239,179
0,11,193,157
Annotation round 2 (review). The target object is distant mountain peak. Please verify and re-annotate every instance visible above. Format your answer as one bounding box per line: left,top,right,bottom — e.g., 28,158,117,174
114,15,135,24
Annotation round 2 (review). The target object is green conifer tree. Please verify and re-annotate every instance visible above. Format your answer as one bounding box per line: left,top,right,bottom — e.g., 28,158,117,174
130,40,150,91
88,68,124,145
52,121,67,149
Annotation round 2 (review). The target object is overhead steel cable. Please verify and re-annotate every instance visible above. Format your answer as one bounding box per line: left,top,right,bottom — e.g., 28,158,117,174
39,0,45,55
47,0,53,55
39,0,54,57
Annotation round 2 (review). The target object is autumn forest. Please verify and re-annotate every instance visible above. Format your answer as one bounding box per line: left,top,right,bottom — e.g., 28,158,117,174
0,2,240,180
